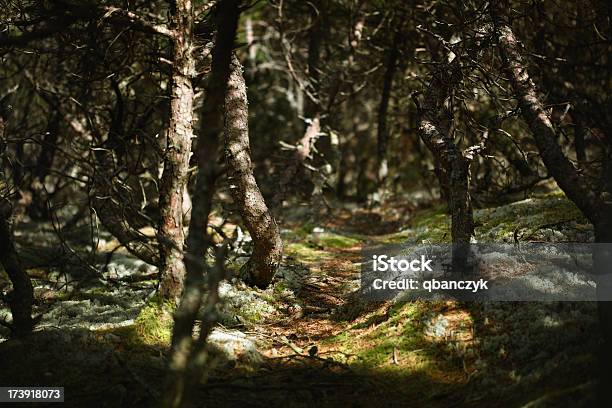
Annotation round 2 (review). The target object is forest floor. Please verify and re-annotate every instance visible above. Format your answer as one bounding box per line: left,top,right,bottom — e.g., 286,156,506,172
0,189,603,407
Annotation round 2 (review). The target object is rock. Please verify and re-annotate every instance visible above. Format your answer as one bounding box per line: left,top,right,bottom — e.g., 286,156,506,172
425,314,449,338
207,328,263,367
216,282,276,326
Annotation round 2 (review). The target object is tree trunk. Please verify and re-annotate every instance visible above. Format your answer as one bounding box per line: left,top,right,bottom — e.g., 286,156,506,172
164,1,240,406
0,113,34,338
490,7,607,226
305,0,323,121
417,61,473,268
272,115,320,209
0,202,34,337
158,0,196,305
225,55,283,288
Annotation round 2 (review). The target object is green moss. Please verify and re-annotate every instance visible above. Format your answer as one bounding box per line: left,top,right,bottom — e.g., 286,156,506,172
379,193,589,244
232,303,266,324
273,281,286,294
382,205,450,244
325,301,446,370
410,207,451,243
474,195,587,241
313,232,361,249
132,296,175,347
285,242,331,263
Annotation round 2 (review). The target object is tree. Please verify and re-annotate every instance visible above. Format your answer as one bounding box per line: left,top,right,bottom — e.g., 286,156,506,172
490,2,612,400
225,55,283,288
0,115,34,337
376,17,403,188
416,58,473,270
164,1,240,405
157,0,197,304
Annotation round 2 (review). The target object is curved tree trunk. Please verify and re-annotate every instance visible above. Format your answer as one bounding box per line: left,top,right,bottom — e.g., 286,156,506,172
490,7,607,225
225,55,283,289
1,113,34,337
157,0,196,305
0,200,34,337
490,5,612,402
0,218,34,337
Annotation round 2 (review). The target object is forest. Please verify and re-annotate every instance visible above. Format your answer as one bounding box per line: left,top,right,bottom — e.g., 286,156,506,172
0,0,611,406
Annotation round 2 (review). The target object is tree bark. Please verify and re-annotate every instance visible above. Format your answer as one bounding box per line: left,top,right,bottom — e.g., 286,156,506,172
272,115,320,209
164,1,240,406
0,198,34,337
490,8,608,227
225,55,283,288
158,0,196,305
417,61,473,267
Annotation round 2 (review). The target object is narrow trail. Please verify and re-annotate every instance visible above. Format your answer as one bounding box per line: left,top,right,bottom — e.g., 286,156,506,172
262,244,363,357
202,209,476,407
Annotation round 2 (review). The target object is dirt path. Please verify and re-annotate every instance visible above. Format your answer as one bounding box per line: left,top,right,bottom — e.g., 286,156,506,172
261,244,363,356
199,211,477,407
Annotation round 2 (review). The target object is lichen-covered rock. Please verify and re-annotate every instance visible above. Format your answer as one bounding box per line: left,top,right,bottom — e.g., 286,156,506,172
383,192,594,245
39,286,150,331
207,328,263,367
474,194,593,243
216,281,277,326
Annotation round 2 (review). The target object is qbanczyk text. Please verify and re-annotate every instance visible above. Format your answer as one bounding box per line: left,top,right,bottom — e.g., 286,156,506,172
371,278,489,293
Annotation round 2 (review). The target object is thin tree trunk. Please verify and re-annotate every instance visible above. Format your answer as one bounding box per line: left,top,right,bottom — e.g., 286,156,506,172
164,1,240,405
225,55,283,288
490,8,607,225
305,0,323,121
272,115,320,209
0,114,34,338
158,0,196,305
0,201,34,337
416,61,473,268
